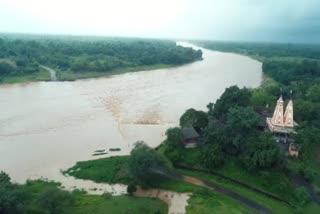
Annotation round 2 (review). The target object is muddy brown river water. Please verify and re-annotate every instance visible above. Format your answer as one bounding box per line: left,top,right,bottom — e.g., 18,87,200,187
0,42,262,194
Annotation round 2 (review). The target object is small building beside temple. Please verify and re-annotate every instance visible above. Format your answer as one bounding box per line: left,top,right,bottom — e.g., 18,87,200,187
266,95,298,143
289,143,299,158
182,127,200,148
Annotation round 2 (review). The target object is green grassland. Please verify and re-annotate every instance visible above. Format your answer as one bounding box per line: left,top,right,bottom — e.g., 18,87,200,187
56,64,177,81
24,179,167,214
64,156,130,184
0,68,51,84
64,155,320,214
71,194,167,214
65,156,256,213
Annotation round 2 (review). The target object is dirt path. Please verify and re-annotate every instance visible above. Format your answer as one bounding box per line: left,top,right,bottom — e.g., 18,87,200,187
181,174,273,214
161,171,274,214
134,186,191,214
40,65,57,81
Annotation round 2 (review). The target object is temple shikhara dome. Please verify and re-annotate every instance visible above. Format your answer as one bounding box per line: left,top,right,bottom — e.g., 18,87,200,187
266,95,297,134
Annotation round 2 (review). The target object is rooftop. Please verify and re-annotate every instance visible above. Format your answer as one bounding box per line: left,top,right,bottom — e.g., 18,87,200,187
182,127,200,140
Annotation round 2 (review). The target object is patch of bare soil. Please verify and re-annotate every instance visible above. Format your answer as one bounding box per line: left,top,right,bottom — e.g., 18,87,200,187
182,175,213,190
134,186,191,214
0,58,17,68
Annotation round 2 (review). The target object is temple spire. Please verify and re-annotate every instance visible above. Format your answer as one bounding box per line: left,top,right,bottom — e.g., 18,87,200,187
271,95,284,127
284,99,294,127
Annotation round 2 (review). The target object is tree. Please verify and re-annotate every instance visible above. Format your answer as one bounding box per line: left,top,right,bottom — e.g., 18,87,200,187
0,62,14,76
163,127,183,162
0,171,29,214
223,106,260,154
211,86,251,119
128,142,171,187
242,134,280,171
37,187,74,214
226,106,260,134
201,144,225,170
295,127,320,161
179,108,208,132
299,165,318,182
307,84,320,102
164,127,183,148
127,183,137,196
292,187,311,208
294,99,314,123
0,171,10,185
250,88,276,108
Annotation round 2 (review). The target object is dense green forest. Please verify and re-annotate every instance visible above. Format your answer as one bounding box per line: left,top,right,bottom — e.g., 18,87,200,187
0,34,202,83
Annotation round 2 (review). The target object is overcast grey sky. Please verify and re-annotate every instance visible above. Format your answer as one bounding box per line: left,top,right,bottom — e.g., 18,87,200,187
0,0,319,43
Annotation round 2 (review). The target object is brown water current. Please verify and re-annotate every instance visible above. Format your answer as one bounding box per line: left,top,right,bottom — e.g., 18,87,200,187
0,42,262,194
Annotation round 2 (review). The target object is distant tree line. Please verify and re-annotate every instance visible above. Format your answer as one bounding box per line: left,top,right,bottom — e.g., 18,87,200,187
0,35,202,77
193,41,320,60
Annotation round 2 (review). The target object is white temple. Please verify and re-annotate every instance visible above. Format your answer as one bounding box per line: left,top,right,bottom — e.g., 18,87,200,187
266,96,297,134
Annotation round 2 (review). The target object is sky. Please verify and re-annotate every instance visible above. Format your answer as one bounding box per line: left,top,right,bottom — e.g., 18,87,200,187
0,0,319,43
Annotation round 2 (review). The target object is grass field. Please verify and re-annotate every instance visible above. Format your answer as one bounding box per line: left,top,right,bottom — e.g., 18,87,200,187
64,156,130,184
163,144,297,202
176,169,292,214
0,68,51,84
66,155,315,214
56,64,177,81
0,63,178,84
25,179,167,214
71,194,167,214
65,156,257,213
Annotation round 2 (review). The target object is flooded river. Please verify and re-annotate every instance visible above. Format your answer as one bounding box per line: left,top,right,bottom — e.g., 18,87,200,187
0,42,262,193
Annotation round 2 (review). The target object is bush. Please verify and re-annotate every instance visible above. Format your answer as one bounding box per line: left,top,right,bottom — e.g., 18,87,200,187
102,192,112,199
0,172,30,214
291,187,311,208
127,183,137,196
128,141,171,187
300,165,318,182
201,144,225,170
37,187,74,214
164,146,181,162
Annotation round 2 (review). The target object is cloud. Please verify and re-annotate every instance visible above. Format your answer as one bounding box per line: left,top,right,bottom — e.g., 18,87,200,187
0,0,319,42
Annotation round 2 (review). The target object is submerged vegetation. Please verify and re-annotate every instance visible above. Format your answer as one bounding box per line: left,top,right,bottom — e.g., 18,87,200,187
0,34,202,83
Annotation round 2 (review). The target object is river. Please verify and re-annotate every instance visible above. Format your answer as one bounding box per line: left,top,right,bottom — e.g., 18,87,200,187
0,42,262,193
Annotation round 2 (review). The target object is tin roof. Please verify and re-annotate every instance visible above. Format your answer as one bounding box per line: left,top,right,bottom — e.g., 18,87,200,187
182,127,200,140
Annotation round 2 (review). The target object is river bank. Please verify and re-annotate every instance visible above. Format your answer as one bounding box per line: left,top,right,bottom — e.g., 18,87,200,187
0,63,182,85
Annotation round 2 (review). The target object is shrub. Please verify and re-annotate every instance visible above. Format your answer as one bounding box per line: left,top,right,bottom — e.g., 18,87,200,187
127,183,137,196
299,165,318,182
102,192,112,200
291,187,311,208
37,187,74,214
